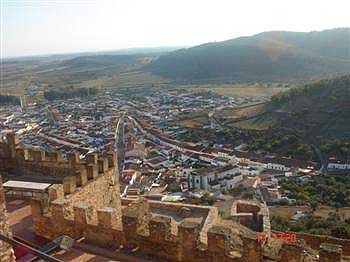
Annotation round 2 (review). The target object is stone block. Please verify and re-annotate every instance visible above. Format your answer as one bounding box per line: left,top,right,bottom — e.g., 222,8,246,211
48,184,64,201
76,169,88,187
73,203,89,225
97,207,117,228
50,199,67,221
86,153,98,165
68,152,80,166
63,176,76,195
86,164,98,179
98,158,109,173
107,151,117,167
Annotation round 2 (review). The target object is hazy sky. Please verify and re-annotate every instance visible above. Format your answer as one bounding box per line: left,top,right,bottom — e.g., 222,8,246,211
1,0,350,57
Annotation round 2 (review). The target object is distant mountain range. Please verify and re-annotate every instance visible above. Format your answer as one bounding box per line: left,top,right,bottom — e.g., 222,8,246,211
4,46,187,62
145,28,350,82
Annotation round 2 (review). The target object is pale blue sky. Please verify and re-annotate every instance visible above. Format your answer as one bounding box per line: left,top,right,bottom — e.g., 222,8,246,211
1,0,350,58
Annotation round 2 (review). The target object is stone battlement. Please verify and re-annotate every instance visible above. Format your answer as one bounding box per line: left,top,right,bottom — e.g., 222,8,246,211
231,200,271,234
0,133,116,180
2,133,349,261
30,198,263,261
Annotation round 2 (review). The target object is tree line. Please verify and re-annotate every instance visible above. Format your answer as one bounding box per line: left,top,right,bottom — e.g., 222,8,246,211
44,87,98,101
0,94,20,105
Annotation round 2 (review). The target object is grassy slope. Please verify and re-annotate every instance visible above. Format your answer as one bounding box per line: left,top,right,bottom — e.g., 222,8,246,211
254,75,350,139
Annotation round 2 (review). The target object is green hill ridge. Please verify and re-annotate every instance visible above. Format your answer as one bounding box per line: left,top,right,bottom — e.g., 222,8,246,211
145,28,350,82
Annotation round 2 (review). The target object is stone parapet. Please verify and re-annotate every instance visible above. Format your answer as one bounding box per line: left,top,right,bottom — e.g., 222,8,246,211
319,243,342,262
30,196,264,262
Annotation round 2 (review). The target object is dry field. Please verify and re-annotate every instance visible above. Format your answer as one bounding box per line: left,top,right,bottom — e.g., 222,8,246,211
186,83,292,98
1,53,171,97
217,103,267,118
177,117,209,128
269,205,350,221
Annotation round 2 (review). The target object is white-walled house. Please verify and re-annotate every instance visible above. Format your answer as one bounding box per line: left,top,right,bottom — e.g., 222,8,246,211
188,165,243,191
265,163,290,172
328,162,350,170
212,148,238,162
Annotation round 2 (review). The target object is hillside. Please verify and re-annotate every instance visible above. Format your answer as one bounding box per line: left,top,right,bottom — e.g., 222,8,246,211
61,55,138,69
145,28,350,82
256,75,350,139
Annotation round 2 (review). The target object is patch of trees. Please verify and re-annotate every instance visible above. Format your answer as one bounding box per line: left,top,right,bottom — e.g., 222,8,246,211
271,75,350,106
248,134,313,158
0,94,20,105
44,87,98,101
280,175,350,207
271,213,350,239
222,186,256,200
320,140,350,159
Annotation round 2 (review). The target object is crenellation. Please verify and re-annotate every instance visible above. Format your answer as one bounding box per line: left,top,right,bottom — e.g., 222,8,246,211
68,152,80,166
33,150,46,161
98,158,109,173
97,207,119,229
50,198,68,221
63,175,77,194
3,134,332,261
106,151,116,167
48,184,64,201
85,153,98,165
86,164,98,179
75,168,88,187
73,202,90,225
45,151,64,162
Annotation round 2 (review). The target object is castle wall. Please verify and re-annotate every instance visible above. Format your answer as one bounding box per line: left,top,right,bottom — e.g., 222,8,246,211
297,232,350,256
231,200,270,234
31,197,264,261
3,133,349,261
30,153,123,240
121,198,218,243
0,177,15,262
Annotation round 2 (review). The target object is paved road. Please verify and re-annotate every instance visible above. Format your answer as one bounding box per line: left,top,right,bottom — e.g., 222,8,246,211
114,114,125,175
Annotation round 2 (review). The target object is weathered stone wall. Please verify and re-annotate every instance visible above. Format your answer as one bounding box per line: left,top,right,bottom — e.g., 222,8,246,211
231,200,270,234
31,154,123,239
297,232,350,256
319,243,342,262
65,167,121,210
31,197,263,261
0,134,75,178
1,133,121,214
0,176,15,262
122,198,218,243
